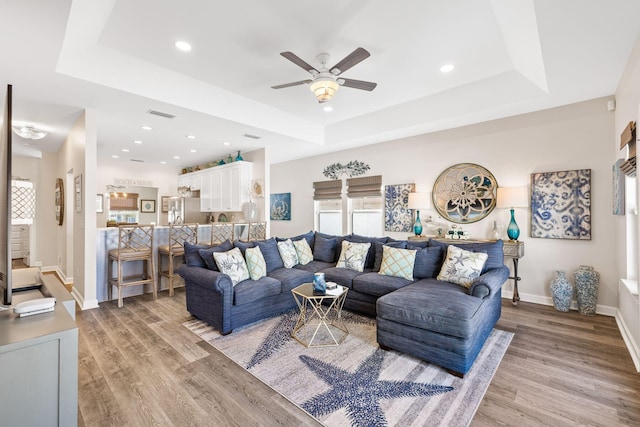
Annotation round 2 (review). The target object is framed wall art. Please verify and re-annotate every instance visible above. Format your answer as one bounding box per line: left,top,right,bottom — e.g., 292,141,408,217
270,193,291,221
55,178,64,226
141,199,156,213
161,196,170,213
531,169,591,240
432,163,497,224
251,179,264,198
74,174,82,214
384,183,415,232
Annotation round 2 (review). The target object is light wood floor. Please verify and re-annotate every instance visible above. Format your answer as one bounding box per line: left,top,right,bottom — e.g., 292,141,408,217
76,289,640,426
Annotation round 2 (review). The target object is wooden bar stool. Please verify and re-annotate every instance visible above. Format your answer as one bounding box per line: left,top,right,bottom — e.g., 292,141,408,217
108,224,156,308
158,223,198,296
211,223,233,244
248,221,266,241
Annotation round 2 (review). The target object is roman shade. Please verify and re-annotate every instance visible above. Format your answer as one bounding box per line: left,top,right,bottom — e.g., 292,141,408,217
313,180,342,200
620,121,637,177
347,175,382,197
109,193,139,210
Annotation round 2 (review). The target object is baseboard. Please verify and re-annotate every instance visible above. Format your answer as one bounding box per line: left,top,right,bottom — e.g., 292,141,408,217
71,287,99,310
615,310,640,372
501,290,617,317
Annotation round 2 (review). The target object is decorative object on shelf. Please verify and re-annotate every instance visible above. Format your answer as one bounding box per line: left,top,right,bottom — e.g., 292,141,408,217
574,265,600,316
270,192,291,221
235,150,243,161
55,178,64,226
407,192,432,236
445,224,468,240
226,154,233,164
490,221,503,240
323,160,370,180
217,213,229,222
218,158,225,166
384,183,415,232
312,272,327,293
613,159,625,215
251,179,264,198
432,163,497,224
243,201,259,222
531,169,591,240
140,199,155,213
550,270,572,312
496,186,529,241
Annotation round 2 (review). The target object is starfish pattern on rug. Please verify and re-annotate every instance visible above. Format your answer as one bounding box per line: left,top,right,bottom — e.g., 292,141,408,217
246,309,376,369
300,350,453,427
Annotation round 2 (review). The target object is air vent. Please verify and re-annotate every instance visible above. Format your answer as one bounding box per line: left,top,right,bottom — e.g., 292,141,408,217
130,159,144,163
147,109,176,119
243,133,262,140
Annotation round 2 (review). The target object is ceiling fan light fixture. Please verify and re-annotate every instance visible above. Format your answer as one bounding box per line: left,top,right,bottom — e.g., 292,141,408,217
12,124,47,140
310,78,339,103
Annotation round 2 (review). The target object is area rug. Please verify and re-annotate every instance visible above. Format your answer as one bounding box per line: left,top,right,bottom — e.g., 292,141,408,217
183,310,513,427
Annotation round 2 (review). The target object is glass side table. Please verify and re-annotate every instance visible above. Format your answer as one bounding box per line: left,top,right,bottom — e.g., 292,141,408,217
291,283,349,347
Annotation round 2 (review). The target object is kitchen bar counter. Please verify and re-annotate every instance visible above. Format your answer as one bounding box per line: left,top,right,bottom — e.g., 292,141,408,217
96,224,212,302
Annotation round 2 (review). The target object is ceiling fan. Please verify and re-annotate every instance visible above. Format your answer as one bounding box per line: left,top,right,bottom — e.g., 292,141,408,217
271,47,377,103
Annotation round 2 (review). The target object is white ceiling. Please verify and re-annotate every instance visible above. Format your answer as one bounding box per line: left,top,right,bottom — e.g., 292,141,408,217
2,0,640,167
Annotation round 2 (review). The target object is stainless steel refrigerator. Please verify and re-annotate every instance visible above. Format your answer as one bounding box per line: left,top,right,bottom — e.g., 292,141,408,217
167,197,209,224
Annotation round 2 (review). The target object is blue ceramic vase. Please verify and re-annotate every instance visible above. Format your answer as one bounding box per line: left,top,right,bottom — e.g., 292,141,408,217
574,265,599,316
550,270,572,312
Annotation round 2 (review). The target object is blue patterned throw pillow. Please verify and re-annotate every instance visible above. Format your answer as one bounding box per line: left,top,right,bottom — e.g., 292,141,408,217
245,246,267,280
293,238,313,265
336,241,371,272
213,247,250,285
277,239,299,268
437,245,488,288
378,246,417,280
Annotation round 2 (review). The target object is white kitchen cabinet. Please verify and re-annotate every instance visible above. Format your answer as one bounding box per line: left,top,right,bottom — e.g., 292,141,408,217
189,161,252,212
177,171,202,191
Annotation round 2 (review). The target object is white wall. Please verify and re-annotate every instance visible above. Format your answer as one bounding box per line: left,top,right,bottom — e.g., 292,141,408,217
271,97,617,310
96,158,182,226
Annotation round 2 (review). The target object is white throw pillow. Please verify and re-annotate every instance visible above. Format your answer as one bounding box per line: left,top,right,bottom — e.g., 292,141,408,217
245,246,267,280
277,239,299,268
213,247,250,286
437,245,488,288
335,241,371,272
293,238,313,265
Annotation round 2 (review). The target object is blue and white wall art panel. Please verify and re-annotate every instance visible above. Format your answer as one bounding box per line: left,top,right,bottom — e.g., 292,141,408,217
384,183,415,232
531,169,591,240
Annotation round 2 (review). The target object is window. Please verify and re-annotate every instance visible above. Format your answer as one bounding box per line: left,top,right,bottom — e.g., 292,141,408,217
313,180,343,235
349,196,383,236
347,175,383,237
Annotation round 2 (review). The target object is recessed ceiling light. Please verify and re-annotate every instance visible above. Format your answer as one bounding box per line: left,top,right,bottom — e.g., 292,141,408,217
190,149,197,153
141,126,152,131
323,106,333,112
175,40,192,52
160,161,166,165
122,148,130,152
222,141,231,146
440,64,454,73
173,155,180,159
133,140,143,144
186,135,196,139
112,155,119,159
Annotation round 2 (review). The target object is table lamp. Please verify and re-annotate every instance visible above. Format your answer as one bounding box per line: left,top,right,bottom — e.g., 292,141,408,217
496,186,529,241
407,192,432,236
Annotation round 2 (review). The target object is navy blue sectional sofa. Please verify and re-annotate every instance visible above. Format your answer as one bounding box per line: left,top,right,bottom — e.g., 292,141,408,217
178,231,509,376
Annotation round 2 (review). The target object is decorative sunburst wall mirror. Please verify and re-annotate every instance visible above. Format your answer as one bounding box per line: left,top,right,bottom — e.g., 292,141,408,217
432,163,498,224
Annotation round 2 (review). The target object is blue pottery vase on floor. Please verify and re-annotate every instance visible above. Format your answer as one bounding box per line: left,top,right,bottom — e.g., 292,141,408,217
550,270,572,312
574,265,599,316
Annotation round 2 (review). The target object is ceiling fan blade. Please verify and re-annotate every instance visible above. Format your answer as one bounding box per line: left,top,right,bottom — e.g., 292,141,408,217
330,47,371,75
280,52,318,73
271,80,312,89
340,78,377,91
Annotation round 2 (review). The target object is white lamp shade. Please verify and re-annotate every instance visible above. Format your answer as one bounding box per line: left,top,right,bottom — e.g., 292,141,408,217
496,186,529,208
408,192,432,209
